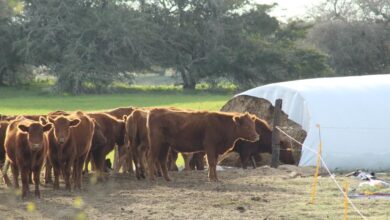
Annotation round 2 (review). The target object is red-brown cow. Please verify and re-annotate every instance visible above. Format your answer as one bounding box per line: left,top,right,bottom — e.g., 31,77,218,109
0,121,11,186
4,117,52,198
231,117,295,169
124,109,180,179
124,109,149,179
46,111,94,190
105,107,135,174
147,108,259,181
87,112,125,180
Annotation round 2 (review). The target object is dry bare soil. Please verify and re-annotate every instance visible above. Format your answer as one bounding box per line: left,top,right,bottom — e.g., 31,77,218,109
1,165,389,220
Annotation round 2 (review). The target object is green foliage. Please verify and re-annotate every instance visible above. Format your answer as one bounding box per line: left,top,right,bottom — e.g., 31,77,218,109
3,0,333,93
307,0,390,76
19,0,161,94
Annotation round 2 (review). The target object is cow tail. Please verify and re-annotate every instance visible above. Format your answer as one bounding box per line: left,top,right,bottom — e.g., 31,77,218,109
145,111,152,158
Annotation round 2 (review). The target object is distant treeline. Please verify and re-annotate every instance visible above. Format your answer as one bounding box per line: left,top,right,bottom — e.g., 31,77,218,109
0,0,389,94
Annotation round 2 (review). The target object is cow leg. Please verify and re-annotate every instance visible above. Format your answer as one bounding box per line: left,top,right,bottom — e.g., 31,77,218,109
92,149,105,182
250,155,257,169
139,145,148,179
133,149,142,180
52,163,60,190
33,166,41,198
239,151,251,169
195,153,205,170
205,149,218,182
45,160,53,184
126,149,134,174
62,161,72,191
155,161,162,177
11,163,19,188
168,149,178,171
112,145,120,174
2,159,11,187
75,155,86,189
147,142,160,181
20,168,30,199
83,152,91,175
182,153,192,171
159,145,171,181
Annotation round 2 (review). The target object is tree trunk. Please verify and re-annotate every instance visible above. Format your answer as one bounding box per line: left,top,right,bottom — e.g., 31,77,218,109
179,67,196,90
0,68,5,86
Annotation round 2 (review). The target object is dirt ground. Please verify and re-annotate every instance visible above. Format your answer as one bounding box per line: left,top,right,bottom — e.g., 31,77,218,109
1,165,389,220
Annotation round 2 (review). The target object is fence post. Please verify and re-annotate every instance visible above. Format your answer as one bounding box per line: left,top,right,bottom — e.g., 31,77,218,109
271,99,282,168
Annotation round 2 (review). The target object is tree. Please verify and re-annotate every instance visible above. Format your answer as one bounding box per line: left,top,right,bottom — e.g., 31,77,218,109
19,0,162,94
307,0,390,75
0,0,25,86
148,1,331,89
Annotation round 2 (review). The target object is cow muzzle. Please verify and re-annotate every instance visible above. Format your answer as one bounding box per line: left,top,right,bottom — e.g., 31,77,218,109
59,138,66,144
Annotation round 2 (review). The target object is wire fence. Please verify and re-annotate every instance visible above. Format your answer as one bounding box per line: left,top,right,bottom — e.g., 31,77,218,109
275,126,367,220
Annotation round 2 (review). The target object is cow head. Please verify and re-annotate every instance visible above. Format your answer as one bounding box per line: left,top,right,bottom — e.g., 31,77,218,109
279,137,295,164
47,116,80,145
233,113,259,142
18,117,52,151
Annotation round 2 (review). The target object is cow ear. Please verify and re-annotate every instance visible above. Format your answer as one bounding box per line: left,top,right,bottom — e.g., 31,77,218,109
69,119,80,127
232,116,241,125
43,123,52,132
18,124,29,133
39,116,48,125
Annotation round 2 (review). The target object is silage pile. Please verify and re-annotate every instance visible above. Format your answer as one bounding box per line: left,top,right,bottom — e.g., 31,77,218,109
219,95,307,167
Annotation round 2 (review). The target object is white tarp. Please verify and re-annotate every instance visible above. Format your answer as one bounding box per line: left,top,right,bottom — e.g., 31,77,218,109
237,74,390,171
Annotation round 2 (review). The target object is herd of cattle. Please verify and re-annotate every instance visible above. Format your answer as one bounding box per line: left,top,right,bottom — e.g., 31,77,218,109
0,107,295,198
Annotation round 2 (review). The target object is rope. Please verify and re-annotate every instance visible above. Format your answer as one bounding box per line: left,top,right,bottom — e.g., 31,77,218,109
275,126,367,220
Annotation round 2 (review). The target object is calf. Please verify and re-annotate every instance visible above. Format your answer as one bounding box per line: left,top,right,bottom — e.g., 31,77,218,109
87,112,125,180
4,117,52,198
147,108,259,181
46,112,94,190
232,117,295,169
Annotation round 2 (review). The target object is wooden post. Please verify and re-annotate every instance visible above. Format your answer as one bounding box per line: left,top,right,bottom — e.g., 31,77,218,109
343,181,349,220
271,99,282,168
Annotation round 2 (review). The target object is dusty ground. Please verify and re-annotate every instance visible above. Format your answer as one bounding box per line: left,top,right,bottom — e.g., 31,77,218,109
1,165,390,220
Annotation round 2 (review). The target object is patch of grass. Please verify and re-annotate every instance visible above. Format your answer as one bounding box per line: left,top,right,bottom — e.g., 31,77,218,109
0,86,231,115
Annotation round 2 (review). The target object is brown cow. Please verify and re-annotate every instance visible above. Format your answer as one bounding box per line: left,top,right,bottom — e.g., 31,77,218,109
0,121,11,186
147,108,259,181
231,117,295,169
4,117,52,198
105,107,135,174
124,109,181,179
87,112,125,180
46,111,94,190
124,109,149,179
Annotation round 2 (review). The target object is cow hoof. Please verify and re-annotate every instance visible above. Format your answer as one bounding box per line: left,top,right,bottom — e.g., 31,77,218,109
35,191,41,198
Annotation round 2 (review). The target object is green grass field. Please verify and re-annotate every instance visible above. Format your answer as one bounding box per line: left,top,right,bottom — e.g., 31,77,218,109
0,85,232,168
